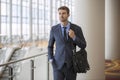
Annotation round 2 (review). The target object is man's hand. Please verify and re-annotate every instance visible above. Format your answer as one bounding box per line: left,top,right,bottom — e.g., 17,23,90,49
69,29,76,39
49,59,53,63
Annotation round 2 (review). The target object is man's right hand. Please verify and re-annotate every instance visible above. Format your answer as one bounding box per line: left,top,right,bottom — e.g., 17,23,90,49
49,59,53,63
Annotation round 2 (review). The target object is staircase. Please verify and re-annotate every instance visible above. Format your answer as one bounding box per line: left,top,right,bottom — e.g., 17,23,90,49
0,47,27,80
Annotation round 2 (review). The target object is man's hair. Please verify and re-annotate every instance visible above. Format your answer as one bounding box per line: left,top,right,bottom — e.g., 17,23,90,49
58,6,70,14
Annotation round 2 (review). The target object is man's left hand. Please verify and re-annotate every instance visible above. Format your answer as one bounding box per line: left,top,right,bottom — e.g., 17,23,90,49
69,29,76,39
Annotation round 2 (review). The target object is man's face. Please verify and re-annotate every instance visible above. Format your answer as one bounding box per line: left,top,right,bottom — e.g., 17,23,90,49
58,10,69,22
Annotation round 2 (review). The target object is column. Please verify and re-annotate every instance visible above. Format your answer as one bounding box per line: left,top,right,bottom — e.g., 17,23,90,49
74,0,105,80
105,0,120,59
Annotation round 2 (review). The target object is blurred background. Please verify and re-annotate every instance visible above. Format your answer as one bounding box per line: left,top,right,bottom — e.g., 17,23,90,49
0,0,120,80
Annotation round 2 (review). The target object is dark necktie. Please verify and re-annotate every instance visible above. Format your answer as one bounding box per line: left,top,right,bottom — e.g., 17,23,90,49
63,27,67,41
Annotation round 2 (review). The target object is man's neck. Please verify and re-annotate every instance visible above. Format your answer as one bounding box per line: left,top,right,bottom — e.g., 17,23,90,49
61,21,68,27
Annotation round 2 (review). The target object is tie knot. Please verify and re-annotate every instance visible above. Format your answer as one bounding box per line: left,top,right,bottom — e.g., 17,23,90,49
63,27,67,30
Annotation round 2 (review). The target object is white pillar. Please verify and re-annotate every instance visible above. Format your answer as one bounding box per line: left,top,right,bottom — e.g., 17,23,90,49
73,0,105,80
105,0,120,59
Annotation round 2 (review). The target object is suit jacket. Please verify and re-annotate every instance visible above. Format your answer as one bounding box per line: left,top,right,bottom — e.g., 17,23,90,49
48,22,86,70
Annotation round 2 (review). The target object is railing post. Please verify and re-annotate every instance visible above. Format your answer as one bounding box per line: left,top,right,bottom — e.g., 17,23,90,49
8,66,13,80
47,55,49,80
31,60,34,80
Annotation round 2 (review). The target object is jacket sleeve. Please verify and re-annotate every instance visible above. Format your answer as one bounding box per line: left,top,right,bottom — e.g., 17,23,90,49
48,27,55,60
74,26,86,49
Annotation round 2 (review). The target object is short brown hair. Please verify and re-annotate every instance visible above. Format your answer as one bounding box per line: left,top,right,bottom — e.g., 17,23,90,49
58,6,70,14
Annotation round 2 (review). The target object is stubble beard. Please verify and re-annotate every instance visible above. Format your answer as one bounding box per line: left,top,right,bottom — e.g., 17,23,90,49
60,18,67,23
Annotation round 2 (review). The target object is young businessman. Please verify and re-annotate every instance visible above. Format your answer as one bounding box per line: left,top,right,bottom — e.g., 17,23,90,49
48,6,86,80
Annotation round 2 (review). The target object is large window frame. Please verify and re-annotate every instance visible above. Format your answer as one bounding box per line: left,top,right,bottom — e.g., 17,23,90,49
0,0,74,44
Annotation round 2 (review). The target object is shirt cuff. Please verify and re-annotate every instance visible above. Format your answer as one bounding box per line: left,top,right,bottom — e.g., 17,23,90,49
49,59,53,62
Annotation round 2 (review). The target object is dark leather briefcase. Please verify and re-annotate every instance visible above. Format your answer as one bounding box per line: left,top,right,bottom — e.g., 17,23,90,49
72,49,90,73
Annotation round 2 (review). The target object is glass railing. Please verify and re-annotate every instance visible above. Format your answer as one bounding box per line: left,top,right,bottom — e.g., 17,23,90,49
0,50,50,80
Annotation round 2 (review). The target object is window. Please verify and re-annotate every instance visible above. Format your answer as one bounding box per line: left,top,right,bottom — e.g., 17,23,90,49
0,0,74,48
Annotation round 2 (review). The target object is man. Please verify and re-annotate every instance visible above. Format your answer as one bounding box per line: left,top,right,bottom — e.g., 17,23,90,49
48,6,86,80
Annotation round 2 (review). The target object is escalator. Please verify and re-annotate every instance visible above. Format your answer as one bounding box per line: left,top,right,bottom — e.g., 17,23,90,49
0,46,28,80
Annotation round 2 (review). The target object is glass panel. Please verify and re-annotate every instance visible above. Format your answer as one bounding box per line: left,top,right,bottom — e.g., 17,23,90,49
0,0,74,48
1,16,7,23
1,3,7,15
1,23,7,35
12,5,18,17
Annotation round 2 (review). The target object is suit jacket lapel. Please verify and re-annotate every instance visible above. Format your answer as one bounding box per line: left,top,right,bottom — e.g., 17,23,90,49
68,23,75,41
58,24,65,42
70,23,75,31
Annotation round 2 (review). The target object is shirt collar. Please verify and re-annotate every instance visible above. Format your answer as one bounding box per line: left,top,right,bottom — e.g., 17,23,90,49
60,22,70,29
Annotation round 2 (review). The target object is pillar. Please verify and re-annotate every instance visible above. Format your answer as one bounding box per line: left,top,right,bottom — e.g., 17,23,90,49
73,0,105,80
105,0,120,59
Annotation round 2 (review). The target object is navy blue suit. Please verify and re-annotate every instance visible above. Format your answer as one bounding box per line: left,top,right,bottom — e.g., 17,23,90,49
48,22,86,80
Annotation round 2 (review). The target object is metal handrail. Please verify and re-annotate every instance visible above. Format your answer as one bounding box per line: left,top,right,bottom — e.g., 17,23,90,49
0,51,47,67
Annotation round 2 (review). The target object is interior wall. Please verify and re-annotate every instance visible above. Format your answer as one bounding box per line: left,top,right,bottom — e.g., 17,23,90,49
105,0,120,59
73,0,105,80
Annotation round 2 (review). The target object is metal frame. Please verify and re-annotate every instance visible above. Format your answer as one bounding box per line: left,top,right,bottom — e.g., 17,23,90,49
20,0,23,39
9,0,12,43
29,0,32,41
